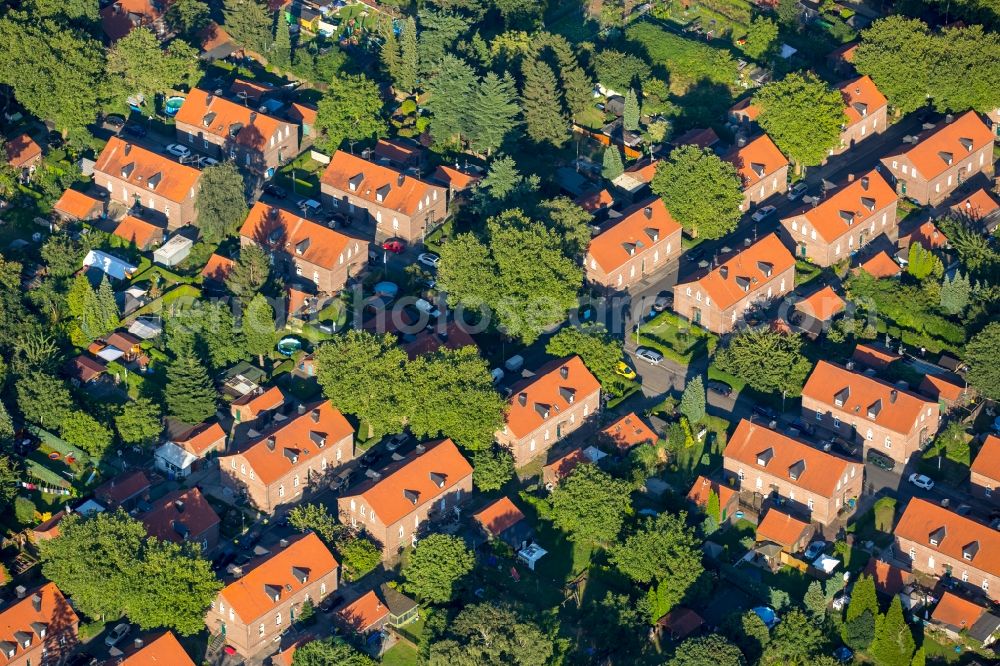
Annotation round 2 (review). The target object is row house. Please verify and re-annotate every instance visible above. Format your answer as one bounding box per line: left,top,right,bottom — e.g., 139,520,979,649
894,498,1000,601
672,233,795,334
320,151,447,244
239,202,369,295
880,111,995,205
495,356,602,467
584,198,682,291
779,170,898,266
139,487,220,553
219,400,356,514
723,419,863,526
206,533,339,657
970,435,1000,504
725,134,789,211
337,439,473,560
0,583,78,666
94,137,201,230
833,75,888,154
175,88,299,177
801,360,940,465
119,632,195,666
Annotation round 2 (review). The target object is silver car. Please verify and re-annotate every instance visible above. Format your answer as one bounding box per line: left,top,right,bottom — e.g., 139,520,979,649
635,347,663,365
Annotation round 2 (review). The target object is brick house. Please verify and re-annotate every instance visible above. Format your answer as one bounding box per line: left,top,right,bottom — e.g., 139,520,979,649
94,137,201,230
336,439,473,560
320,151,447,244
100,0,165,41
239,202,369,295
723,419,863,526
779,170,897,266
118,632,195,666
672,233,795,334
834,75,888,155
756,508,814,554
584,198,682,291
0,583,78,666
205,533,339,657
970,435,1000,504
880,111,995,205
219,400,356,514
94,470,150,511
52,189,104,223
174,88,298,177
600,411,658,452
894,498,1000,602
725,134,789,211
495,356,602,467
112,215,164,251
139,487,220,553
801,360,940,465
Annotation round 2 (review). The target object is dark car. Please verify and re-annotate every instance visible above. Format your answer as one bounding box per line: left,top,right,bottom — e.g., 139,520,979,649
211,548,236,571
263,183,287,199
123,124,147,137
828,437,859,457
752,405,780,422
789,416,816,437
652,291,673,312
104,114,126,130
867,449,896,471
707,380,732,397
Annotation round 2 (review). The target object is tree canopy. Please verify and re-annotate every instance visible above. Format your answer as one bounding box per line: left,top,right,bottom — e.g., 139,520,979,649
714,328,813,396
402,533,475,604
550,464,632,545
754,72,845,168
546,324,629,396
427,602,555,666
315,75,387,153
292,638,376,666
652,146,743,239
965,322,1000,400
196,162,248,244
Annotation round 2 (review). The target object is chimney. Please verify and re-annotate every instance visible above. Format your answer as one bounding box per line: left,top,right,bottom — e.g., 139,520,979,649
890,389,898,404
861,176,869,190
643,206,653,219
720,265,729,279
279,538,289,548
311,408,321,423
297,403,306,415
847,173,855,183
518,392,527,407
206,92,214,106
174,500,185,513
397,173,405,186
133,638,144,651
31,594,41,612
15,586,26,599
266,436,276,451
559,366,569,379
124,142,132,156
249,111,257,123
945,113,954,123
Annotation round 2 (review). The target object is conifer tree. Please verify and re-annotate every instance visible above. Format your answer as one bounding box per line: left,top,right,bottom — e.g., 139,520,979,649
271,13,292,69
868,596,915,666
380,23,402,87
95,276,119,336
243,294,276,366
940,271,970,315
679,376,705,424
468,72,520,156
602,146,624,180
398,16,419,94
623,88,640,132
165,336,218,425
222,0,273,55
521,59,568,147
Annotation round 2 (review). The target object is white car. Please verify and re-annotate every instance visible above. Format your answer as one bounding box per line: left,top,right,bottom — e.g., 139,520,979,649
803,540,827,560
908,473,935,490
200,157,219,167
417,252,440,268
165,143,191,158
635,347,663,365
751,205,777,222
105,623,131,647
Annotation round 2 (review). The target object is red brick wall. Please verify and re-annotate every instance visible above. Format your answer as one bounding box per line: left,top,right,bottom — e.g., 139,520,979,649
671,264,795,334
882,143,994,205
94,171,197,230
320,183,448,244
970,471,1000,505
779,201,898,266
895,535,999,602
741,164,789,211
834,105,888,155
175,121,299,175
495,389,601,467
585,228,682,290
239,234,368,294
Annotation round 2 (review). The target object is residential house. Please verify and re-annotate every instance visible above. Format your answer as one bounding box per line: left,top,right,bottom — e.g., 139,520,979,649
894,498,1000,601
155,422,226,479
792,285,845,336
779,170,897,266
970,435,1000,504
205,533,339,658
231,386,286,425
104,331,143,363
725,134,789,211
728,98,761,130
287,103,317,145
600,412,657,451
930,592,1000,647
239,202,369,295
852,342,901,371
66,355,107,385
687,475,738,522
575,189,614,215
5,134,41,177
756,508,814,554
94,137,201,230
320,151,447,244
826,41,859,76
336,590,389,637
337,439,473,559
372,138,425,171
585,198,683,290
611,158,658,195
901,220,949,251
174,88,299,177
377,584,418,628
834,75,888,154
496,356,602,467
112,215,164,251
52,189,104,222
100,0,165,41
723,419,863,526
951,188,1000,230
118,632,195,666
880,111,995,205
919,372,967,410
140,487,220,553
857,250,901,278
672,127,720,151
201,253,235,287
862,558,914,597
219,400,356,514
801,360,940,465
432,165,482,198
93,470,150,511
0,583,79,666
672,233,795,334
542,448,588,488
473,496,533,549
401,321,478,359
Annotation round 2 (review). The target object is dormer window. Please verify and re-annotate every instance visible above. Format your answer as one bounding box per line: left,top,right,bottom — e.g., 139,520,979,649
860,197,875,212
756,261,773,277
959,137,973,152
535,403,551,419
283,448,299,464
348,173,363,192
295,238,311,255
756,448,774,466
750,162,766,177
623,242,636,256
853,101,868,117
834,386,850,407
939,151,953,165
121,162,135,179
559,387,576,404
148,172,162,190
645,227,659,242
929,525,946,547
264,584,282,602
788,459,806,481
867,399,882,419
962,540,979,561
292,566,309,584
404,489,419,504
376,184,391,202
839,210,855,224
309,431,326,447
430,472,446,488
203,111,216,127
735,276,751,292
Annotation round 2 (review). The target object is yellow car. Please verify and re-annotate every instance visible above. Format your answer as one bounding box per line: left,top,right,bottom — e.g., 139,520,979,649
615,361,637,380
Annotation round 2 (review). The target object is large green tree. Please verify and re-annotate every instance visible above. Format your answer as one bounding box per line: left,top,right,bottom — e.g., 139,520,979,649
623,88,640,132
546,324,629,396
744,16,778,61
853,17,932,115
243,293,276,366
468,72,520,156
197,162,248,244
225,245,271,304
165,336,218,424
398,16,419,94
651,146,743,239
966,322,1000,400
271,14,292,69
16,372,72,430
868,596,915,666
680,376,706,424
761,608,824,665
714,328,813,396
539,197,592,258
222,0,272,55
754,72,845,170
106,28,201,102
114,397,163,446
426,54,478,144
428,603,554,666
402,533,475,604
61,411,113,457
593,49,651,94
611,512,703,596
293,638,376,666
315,75,387,153
669,634,746,666
521,58,568,147
550,464,632,545
602,145,624,180
472,447,515,491
165,0,210,38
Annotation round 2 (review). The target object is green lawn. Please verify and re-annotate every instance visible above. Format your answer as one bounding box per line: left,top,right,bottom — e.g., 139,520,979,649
637,311,718,364
707,364,747,395
382,642,418,666
625,21,739,94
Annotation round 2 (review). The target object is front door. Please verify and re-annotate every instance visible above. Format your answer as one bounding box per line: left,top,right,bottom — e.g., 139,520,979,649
798,242,807,258
900,180,907,195
693,308,701,324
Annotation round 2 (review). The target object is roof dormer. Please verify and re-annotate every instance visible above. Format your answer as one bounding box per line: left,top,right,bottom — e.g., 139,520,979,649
202,111,216,127
291,566,309,583
834,386,850,407
430,472,446,488
404,489,419,504
860,196,876,212
853,101,868,117
535,403,551,420
788,459,806,481
283,448,299,464
623,242,636,256
309,431,326,447
264,583,282,602
559,387,576,404
839,210,855,225
750,162,766,177
295,238,311,255
121,162,135,179
645,227,659,242
867,399,882,419
756,448,774,466
376,184,391,202
14,632,31,650
348,173,363,192
929,525,946,547
0,641,14,659
735,276,751,292
959,137,973,152
939,151,953,166
756,261,773,277
147,171,162,190
30,622,46,640
962,540,979,561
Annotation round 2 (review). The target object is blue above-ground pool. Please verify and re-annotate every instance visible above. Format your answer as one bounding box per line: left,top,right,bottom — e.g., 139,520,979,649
277,337,303,357
164,96,185,117
752,606,778,628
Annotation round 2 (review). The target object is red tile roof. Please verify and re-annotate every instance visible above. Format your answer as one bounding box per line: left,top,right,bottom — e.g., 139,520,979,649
796,285,845,322
0,583,78,662
895,497,1000,579
94,137,201,204
321,151,443,217
432,165,480,191
219,533,338,624
175,88,287,150
233,400,354,486
5,133,41,168
53,189,102,219
725,419,856,497
803,361,935,436
730,97,761,121
602,412,657,450
726,134,788,189
852,342,901,370
373,139,423,165
473,497,525,537
840,75,888,127
788,170,896,243
100,0,161,40
906,220,948,250
176,422,225,457
337,590,389,633
756,508,810,548
402,321,478,359
239,202,364,272
951,188,999,220
971,435,1000,483
932,591,987,631
345,439,472,527
94,470,150,507
543,448,587,484
229,78,273,102
656,607,704,640
677,233,795,312
673,127,720,149
201,253,235,282
587,198,681,274
622,158,658,183
575,188,614,213
687,475,737,510
919,372,965,403
231,386,286,420
858,250,900,278
888,111,994,181
288,103,318,126
504,356,601,440
113,215,163,249
68,354,107,383
140,488,219,545
119,632,195,666
862,558,913,596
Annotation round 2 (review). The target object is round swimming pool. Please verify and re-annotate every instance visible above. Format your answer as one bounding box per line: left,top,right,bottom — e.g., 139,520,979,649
164,96,185,117
276,337,302,357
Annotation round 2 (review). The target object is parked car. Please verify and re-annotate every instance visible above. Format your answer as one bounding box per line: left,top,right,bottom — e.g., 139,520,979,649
297,198,322,215
803,540,827,560
200,156,219,167
104,623,131,648
833,646,854,663
211,548,237,572
867,449,895,471
787,182,809,201
908,473,935,490
635,347,663,365
104,114,126,131
751,205,777,222
825,437,859,457
414,298,440,317
707,380,732,397
165,143,191,158
752,405,780,422
382,239,406,254
652,291,673,312
385,432,409,451
121,124,146,138
263,183,287,199
417,252,440,268
615,361,637,380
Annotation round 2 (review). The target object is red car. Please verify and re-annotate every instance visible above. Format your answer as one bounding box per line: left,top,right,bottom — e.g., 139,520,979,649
382,240,406,254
